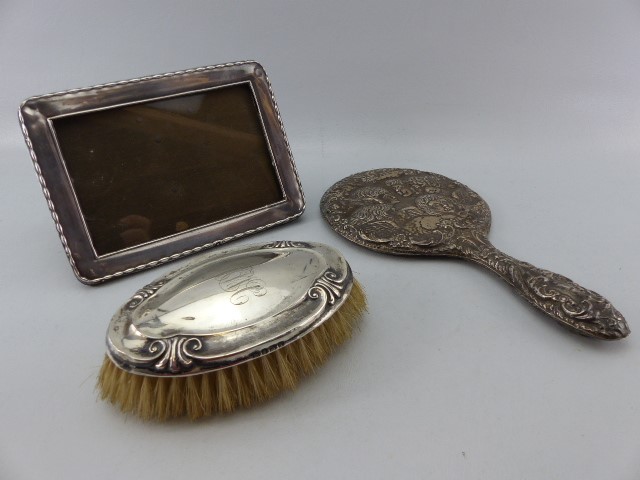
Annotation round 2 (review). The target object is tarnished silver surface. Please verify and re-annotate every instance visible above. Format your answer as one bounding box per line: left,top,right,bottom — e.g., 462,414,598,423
19,61,304,284
106,241,353,376
320,168,629,340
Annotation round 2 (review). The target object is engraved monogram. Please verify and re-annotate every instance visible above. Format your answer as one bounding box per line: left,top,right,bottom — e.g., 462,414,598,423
216,267,267,305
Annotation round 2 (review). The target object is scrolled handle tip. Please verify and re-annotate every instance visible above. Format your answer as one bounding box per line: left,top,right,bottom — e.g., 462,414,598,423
516,268,630,341
577,307,630,340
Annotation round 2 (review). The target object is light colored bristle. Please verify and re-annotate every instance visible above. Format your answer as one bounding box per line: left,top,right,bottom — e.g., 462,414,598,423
232,364,253,409
168,377,185,418
138,376,155,420
294,334,316,374
123,373,143,413
275,349,298,390
259,355,281,397
199,371,214,417
154,374,169,421
244,360,269,401
215,369,234,413
185,376,204,420
98,280,367,421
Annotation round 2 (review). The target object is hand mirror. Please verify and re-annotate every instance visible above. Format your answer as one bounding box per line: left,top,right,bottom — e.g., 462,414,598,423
320,168,629,340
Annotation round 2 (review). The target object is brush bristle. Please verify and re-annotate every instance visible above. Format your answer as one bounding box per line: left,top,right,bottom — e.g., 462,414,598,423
98,280,366,421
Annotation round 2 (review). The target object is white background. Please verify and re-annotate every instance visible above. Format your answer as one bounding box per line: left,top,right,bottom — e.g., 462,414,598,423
1,1,639,479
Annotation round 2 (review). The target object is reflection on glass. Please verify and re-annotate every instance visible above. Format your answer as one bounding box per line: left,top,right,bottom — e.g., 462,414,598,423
52,83,284,256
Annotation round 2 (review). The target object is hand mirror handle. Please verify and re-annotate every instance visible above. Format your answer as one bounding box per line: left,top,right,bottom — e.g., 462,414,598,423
457,234,628,340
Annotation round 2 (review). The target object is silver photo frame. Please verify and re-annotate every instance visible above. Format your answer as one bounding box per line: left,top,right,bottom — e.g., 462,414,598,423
19,61,305,284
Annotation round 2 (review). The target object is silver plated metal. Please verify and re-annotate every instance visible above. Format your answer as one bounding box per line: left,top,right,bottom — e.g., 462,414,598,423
19,61,304,284
320,168,629,340
106,241,354,376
